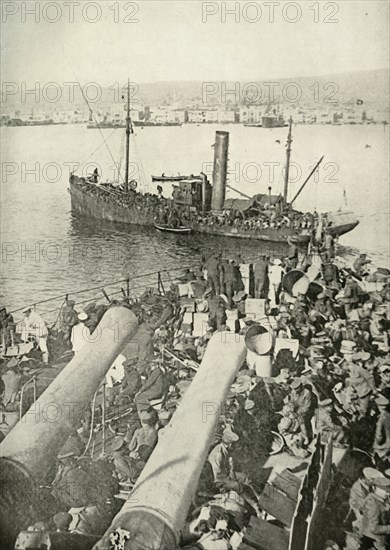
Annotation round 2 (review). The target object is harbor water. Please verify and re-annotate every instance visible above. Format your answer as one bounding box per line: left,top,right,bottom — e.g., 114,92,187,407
1,123,389,313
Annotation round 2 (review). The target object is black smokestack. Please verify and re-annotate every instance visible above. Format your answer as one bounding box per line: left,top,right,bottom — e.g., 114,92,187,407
211,131,229,212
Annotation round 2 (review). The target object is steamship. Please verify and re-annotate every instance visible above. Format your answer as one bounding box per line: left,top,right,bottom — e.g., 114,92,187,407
69,85,359,245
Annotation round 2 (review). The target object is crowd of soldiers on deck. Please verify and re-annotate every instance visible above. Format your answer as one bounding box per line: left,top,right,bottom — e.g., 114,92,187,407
78,172,321,236
195,208,316,233
1,242,390,549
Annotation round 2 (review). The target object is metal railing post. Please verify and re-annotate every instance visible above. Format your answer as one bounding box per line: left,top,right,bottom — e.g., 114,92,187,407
157,272,165,295
101,383,106,455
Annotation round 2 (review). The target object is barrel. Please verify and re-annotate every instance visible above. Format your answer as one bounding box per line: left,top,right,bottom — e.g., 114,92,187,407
282,270,309,297
307,281,325,302
245,324,273,355
253,354,272,377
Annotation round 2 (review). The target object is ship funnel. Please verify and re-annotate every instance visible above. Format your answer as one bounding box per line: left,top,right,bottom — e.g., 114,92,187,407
211,130,229,212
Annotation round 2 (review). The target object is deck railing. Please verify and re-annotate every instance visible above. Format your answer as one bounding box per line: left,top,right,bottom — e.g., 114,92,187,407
7,265,197,325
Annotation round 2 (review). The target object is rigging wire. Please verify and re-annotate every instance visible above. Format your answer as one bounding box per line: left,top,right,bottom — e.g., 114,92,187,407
68,65,124,182
132,135,148,193
64,65,174,282
74,128,120,176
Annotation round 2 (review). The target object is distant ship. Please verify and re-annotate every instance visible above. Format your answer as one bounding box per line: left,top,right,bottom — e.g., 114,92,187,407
244,117,287,128
244,103,288,128
69,84,359,245
261,114,288,128
133,120,182,127
7,118,54,127
87,120,182,129
87,121,126,129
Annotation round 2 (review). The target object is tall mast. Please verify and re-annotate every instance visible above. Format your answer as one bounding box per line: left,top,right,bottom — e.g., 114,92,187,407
124,78,131,193
283,116,293,207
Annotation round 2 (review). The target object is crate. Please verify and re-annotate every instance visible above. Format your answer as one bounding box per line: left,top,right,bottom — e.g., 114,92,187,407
183,311,194,325
180,299,196,313
193,312,210,337
245,298,266,316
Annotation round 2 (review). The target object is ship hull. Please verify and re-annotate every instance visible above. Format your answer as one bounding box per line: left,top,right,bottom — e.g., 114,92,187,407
69,178,311,243
69,177,155,225
325,211,360,238
70,177,359,244
70,179,357,244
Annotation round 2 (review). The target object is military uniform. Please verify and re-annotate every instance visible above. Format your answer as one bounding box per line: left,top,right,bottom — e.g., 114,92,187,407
128,424,158,460
52,462,90,509
349,478,370,521
361,493,390,549
223,262,235,308
290,384,314,441
205,256,220,296
374,407,390,458
254,258,269,299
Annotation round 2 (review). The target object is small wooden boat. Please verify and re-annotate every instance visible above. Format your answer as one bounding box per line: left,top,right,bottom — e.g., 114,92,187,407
151,174,200,182
154,224,192,234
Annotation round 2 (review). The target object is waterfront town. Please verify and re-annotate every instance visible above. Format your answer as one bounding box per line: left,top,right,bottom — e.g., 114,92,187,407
1,99,388,128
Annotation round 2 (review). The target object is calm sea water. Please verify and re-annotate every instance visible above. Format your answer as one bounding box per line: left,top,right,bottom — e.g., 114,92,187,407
1,123,389,318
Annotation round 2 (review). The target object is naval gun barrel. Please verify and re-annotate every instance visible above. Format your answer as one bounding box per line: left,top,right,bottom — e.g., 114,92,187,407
0,306,138,539
211,130,229,212
94,331,247,550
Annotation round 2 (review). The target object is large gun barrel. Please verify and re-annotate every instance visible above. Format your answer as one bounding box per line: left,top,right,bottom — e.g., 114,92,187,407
94,331,246,550
0,306,138,540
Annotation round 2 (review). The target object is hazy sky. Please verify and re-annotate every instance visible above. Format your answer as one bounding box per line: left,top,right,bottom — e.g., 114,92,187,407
1,0,389,86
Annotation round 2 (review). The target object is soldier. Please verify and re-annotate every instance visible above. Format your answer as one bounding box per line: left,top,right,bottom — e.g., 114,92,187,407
232,290,247,326
58,300,78,341
207,426,240,491
51,440,90,511
204,254,221,296
349,468,385,528
19,306,49,364
223,260,235,308
373,395,390,459
134,360,169,411
287,237,299,269
0,305,14,348
1,358,22,407
316,398,347,447
128,409,158,460
70,312,89,355
360,477,390,550
253,255,269,299
121,358,141,401
268,258,284,306
353,253,371,277
288,378,315,445
111,436,133,482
